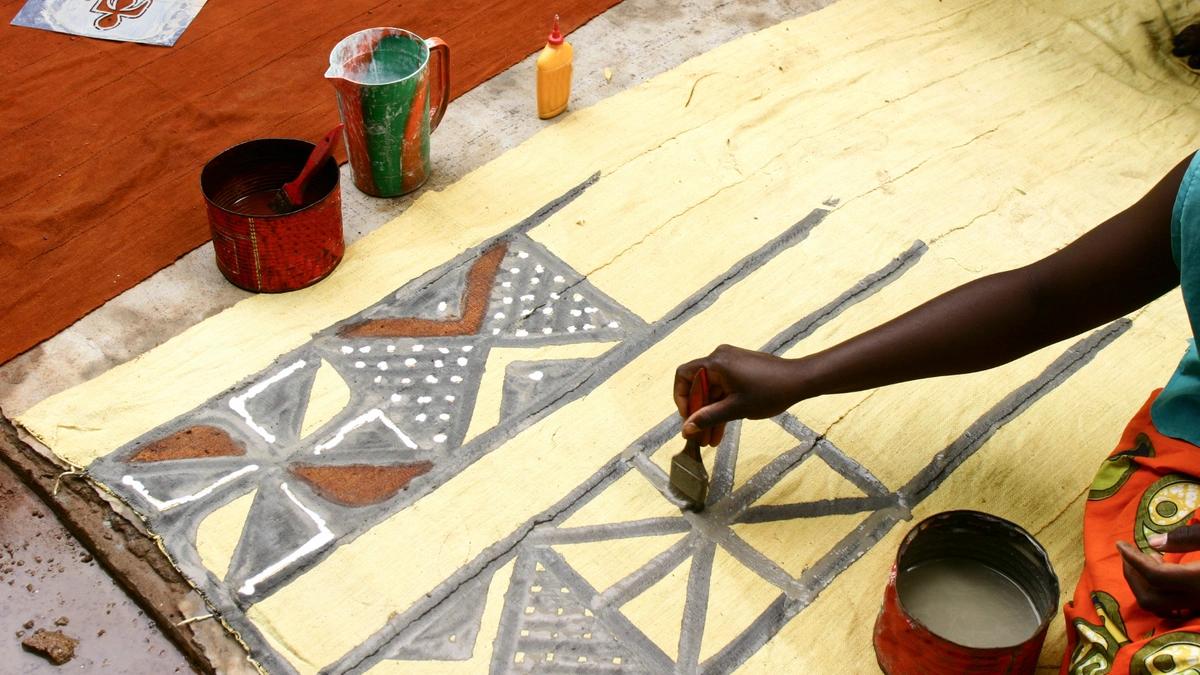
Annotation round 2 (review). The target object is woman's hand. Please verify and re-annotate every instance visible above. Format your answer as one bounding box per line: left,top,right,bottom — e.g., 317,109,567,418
674,345,806,444
1116,525,1200,620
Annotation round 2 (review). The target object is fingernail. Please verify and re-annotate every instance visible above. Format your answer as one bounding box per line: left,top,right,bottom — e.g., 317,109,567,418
683,422,697,435
1149,533,1168,549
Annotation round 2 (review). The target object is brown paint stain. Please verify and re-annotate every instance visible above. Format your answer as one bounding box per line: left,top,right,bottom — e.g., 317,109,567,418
289,462,434,507
127,426,244,463
339,242,507,338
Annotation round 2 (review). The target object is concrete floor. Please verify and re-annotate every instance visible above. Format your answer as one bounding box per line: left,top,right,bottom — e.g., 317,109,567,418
0,0,832,669
0,457,192,673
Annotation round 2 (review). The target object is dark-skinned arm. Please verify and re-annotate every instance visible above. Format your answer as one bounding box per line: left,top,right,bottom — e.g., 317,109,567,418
674,153,1191,437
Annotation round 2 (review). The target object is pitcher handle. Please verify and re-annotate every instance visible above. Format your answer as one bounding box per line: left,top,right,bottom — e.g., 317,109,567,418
425,37,451,131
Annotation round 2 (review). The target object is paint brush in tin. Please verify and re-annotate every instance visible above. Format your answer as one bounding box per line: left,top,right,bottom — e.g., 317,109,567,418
669,367,711,511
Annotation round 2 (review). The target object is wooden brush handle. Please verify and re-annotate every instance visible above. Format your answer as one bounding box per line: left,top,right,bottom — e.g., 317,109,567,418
687,367,712,446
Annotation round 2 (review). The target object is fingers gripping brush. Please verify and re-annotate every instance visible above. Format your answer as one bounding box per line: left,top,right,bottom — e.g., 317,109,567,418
669,368,712,511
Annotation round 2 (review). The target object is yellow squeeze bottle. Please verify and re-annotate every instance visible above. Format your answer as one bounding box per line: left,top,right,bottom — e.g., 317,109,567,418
536,15,573,119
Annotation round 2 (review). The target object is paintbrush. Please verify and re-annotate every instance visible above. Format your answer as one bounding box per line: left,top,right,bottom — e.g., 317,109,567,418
669,367,711,511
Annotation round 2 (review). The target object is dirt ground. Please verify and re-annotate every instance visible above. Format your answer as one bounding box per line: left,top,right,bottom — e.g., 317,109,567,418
0,458,192,673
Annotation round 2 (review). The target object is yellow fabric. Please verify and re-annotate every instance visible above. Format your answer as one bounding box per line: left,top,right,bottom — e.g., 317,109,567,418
196,489,256,582
298,360,351,440
15,0,1200,671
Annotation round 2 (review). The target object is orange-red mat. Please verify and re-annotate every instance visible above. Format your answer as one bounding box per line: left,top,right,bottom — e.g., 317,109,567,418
0,0,618,366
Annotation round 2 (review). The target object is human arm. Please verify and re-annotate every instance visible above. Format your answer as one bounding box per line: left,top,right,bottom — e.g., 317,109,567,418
674,154,1190,437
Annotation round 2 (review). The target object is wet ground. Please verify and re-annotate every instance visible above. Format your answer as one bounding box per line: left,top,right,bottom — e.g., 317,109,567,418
0,458,192,673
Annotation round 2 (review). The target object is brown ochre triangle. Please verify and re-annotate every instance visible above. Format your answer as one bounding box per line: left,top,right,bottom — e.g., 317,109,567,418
289,462,434,507
338,243,507,338
127,426,245,463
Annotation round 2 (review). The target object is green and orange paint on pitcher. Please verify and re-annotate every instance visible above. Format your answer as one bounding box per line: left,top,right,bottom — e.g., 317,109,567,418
327,28,450,198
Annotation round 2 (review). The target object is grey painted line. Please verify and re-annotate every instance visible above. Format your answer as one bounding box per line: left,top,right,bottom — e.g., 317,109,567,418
698,593,792,675
760,240,929,357
707,420,741,506
529,517,691,546
811,434,890,497
675,541,717,674
773,412,819,446
714,442,815,521
900,318,1132,504
486,549,541,674
735,494,901,524
702,522,807,602
539,547,678,673
596,533,700,610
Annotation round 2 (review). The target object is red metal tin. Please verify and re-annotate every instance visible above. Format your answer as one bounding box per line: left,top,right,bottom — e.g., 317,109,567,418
873,510,1059,675
200,138,344,292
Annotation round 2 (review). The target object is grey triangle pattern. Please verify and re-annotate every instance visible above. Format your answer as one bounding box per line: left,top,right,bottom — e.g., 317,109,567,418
494,550,647,673
317,339,486,452
359,255,474,322
383,568,494,661
481,237,643,345
499,358,594,424
222,478,336,604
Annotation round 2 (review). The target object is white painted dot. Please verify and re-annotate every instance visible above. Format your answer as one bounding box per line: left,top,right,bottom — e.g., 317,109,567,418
418,396,433,404
415,413,428,422
438,413,450,421
583,324,595,331
354,361,366,368
377,361,389,370
570,309,582,317
424,375,439,384
492,328,501,335
390,393,402,402
340,345,353,354
531,277,540,285
520,294,535,302
509,267,521,274
503,297,513,305
542,327,553,335
529,371,544,381
553,275,564,283
517,251,529,259
404,358,417,367
358,346,371,353
461,345,474,352
584,307,598,314
542,307,553,315
434,359,444,368
450,375,463,383
534,264,544,273
521,309,533,317
386,345,396,353
608,321,620,328
433,433,447,443
515,329,529,337
444,395,456,402
567,326,577,333
374,375,383,384
401,377,412,385
457,357,468,366
494,312,506,320
573,293,584,302
501,281,512,288
438,347,449,354
437,301,447,313
412,344,424,352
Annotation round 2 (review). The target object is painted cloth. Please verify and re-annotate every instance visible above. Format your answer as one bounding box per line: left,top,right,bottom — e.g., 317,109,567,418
1063,391,1200,674
1152,151,1200,447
